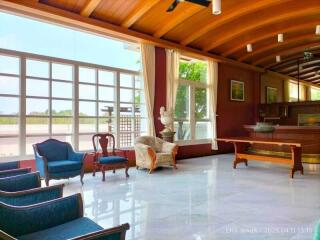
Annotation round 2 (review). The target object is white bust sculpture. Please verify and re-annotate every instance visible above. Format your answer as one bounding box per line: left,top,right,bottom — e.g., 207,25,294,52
159,106,173,133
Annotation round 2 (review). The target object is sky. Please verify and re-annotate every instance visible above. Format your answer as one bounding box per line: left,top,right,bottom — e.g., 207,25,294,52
0,11,142,116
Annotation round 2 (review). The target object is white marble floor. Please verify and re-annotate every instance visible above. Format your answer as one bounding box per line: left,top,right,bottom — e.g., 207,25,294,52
56,154,320,240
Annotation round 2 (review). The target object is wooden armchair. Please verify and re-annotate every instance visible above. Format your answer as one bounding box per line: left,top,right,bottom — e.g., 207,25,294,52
92,133,129,182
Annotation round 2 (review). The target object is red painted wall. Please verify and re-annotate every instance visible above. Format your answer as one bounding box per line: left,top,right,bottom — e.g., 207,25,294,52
217,63,260,153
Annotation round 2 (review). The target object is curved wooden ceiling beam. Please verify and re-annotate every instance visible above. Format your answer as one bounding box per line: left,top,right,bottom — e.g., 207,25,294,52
121,0,161,28
204,5,320,52
80,0,102,17
221,20,320,57
266,50,320,69
153,4,203,38
238,33,317,62
280,60,320,74
289,65,320,76
180,0,289,46
253,42,320,66
304,75,320,81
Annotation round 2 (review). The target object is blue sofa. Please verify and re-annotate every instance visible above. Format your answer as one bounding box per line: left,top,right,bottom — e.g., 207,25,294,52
33,139,86,186
0,193,130,240
0,172,64,206
0,161,31,178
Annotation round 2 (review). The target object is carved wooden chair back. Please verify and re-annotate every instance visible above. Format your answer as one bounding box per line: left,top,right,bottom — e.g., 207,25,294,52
92,133,116,157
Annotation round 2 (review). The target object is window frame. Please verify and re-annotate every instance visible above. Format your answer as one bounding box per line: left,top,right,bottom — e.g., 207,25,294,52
174,57,211,145
0,48,143,160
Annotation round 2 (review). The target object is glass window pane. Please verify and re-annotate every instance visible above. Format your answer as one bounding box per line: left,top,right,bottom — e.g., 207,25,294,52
120,103,133,116
79,67,95,83
53,135,72,144
98,70,114,85
26,117,49,134
311,87,320,101
0,117,19,135
135,75,142,89
79,135,94,151
99,118,115,133
120,74,133,88
52,81,72,99
0,76,19,95
195,88,208,120
26,79,49,97
136,104,147,118
52,63,73,81
52,100,72,116
196,122,211,139
26,59,49,78
0,55,19,75
79,101,96,116
119,117,133,132
120,88,133,102
79,84,95,100
0,137,19,157
26,98,49,115
179,59,207,83
26,136,49,155
79,118,96,133
0,96,19,115
99,102,115,117
174,85,189,120
99,86,114,101
52,117,72,134
135,90,145,104
136,118,148,132
174,121,190,140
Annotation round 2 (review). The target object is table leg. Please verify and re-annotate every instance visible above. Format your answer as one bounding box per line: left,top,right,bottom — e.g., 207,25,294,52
290,146,304,178
233,142,248,169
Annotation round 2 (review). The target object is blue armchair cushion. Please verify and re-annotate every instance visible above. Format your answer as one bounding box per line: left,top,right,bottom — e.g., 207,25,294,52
48,160,82,173
98,156,127,165
19,217,103,240
0,172,40,192
37,140,68,161
0,168,30,178
0,161,19,171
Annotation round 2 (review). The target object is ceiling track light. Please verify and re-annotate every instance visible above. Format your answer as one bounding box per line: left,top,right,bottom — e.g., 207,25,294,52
278,33,284,43
276,55,281,63
246,44,252,52
212,0,221,15
316,25,320,35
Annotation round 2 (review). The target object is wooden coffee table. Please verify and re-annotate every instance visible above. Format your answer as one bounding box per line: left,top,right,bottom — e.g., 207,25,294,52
217,137,316,178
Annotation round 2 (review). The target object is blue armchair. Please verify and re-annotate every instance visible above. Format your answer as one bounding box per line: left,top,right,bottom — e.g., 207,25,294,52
33,139,86,186
0,172,64,206
0,161,31,178
0,193,130,240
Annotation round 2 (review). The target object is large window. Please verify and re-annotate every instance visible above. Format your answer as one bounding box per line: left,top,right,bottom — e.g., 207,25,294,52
0,13,145,159
174,57,211,142
288,81,306,102
310,86,320,101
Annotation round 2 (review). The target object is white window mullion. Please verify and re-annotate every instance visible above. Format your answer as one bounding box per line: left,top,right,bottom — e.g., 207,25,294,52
73,65,79,150
116,71,120,148
190,85,196,140
48,62,52,138
95,69,99,134
20,56,26,156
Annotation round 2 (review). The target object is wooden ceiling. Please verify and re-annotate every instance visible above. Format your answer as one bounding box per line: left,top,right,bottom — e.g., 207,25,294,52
1,0,319,83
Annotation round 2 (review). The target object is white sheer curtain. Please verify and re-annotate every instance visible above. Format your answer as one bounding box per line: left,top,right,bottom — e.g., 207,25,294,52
141,43,156,136
208,60,218,150
166,49,180,116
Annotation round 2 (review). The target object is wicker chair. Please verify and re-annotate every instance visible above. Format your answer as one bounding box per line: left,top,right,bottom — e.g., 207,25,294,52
134,136,178,173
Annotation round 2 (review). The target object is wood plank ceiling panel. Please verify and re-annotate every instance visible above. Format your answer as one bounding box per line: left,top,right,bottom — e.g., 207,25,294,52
41,0,86,13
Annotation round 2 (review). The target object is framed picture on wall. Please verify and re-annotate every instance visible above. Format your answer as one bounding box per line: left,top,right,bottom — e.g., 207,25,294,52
266,87,277,103
230,80,244,101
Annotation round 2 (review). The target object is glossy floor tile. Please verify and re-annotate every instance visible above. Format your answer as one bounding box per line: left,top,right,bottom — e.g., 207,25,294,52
52,154,320,240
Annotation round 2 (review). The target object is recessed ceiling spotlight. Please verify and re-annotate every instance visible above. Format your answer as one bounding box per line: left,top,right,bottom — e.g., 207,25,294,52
212,0,221,15
276,55,281,63
316,25,320,35
278,33,284,43
246,44,252,52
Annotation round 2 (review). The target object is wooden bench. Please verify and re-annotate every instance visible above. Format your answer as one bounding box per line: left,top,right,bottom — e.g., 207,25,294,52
216,137,314,178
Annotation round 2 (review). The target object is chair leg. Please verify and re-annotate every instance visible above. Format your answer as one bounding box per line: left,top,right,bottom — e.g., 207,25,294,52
80,168,84,185
113,169,116,174
92,163,96,177
102,166,106,182
125,164,129,178
148,168,153,174
136,166,139,170
45,177,49,186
